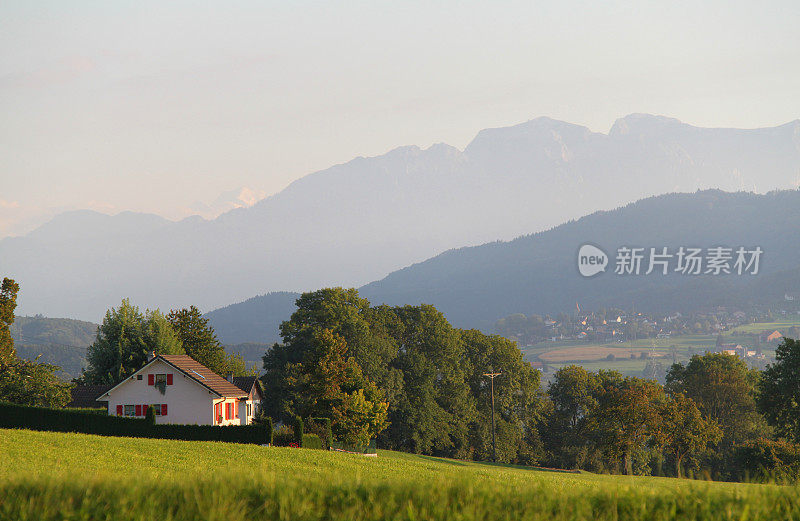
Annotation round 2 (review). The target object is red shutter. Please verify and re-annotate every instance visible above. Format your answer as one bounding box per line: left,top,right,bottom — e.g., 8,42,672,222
161,404,167,416
148,374,154,385
116,405,123,416
166,374,173,385
225,402,230,420
143,404,149,416
135,405,142,416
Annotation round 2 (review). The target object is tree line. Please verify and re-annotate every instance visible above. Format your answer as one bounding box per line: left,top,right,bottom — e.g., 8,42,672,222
263,288,800,480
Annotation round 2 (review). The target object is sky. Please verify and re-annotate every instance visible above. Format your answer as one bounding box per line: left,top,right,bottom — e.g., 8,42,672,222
1,0,799,238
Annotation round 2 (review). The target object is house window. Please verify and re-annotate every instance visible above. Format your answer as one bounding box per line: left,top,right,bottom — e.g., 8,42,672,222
155,374,166,384
137,375,142,380
247,403,251,417
152,404,162,415
124,405,135,416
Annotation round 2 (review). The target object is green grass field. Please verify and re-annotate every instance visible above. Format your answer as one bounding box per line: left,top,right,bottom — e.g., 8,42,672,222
1,428,799,520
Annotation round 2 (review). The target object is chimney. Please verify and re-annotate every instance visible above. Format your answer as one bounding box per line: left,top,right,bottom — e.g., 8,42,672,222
147,351,156,362
226,372,234,383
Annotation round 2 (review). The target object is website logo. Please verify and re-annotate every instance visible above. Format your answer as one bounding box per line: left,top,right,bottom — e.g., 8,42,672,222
577,244,763,278
577,244,609,277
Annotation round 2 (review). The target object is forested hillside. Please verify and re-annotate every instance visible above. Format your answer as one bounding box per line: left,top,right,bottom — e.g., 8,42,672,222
10,316,98,379
207,189,800,342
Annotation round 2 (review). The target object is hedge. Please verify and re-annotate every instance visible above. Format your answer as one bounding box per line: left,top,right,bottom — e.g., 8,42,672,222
302,433,324,450
0,402,269,445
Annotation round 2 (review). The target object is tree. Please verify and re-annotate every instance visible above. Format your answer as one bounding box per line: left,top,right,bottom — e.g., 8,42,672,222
264,288,402,421
654,393,722,477
82,299,184,385
0,277,72,407
167,306,255,377
285,328,389,448
278,289,402,401
548,365,599,431
589,375,664,475
0,278,20,365
461,329,545,463
383,304,474,457
666,353,766,447
758,338,800,442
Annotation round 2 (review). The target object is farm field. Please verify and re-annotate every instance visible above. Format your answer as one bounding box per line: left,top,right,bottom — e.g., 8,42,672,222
521,335,718,376
520,319,800,377
731,317,800,334
1,429,799,520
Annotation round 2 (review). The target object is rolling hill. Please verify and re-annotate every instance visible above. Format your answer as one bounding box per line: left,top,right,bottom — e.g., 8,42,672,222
3,115,799,322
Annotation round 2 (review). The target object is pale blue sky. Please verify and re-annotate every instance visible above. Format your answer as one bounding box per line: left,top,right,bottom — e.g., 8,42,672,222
1,0,799,236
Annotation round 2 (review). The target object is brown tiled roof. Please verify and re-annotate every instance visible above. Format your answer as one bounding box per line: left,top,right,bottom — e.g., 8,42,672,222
158,355,248,398
232,376,257,393
69,385,112,408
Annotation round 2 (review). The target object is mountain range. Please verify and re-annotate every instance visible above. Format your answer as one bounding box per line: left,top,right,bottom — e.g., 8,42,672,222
3,114,799,322
206,189,800,344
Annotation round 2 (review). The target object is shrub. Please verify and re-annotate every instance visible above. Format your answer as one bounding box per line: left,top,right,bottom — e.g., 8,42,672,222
0,402,268,445
306,417,332,450
264,417,273,446
293,416,304,446
302,433,323,450
145,406,156,426
273,425,294,447
731,438,800,482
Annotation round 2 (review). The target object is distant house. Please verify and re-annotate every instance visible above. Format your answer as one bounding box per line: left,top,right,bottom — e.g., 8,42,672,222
761,330,783,343
68,384,112,409
232,376,265,422
96,354,252,425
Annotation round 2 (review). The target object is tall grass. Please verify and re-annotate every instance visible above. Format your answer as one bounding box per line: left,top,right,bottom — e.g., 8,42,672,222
1,428,799,520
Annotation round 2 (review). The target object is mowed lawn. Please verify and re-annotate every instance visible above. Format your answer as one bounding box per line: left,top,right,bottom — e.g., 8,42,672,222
2,429,800,520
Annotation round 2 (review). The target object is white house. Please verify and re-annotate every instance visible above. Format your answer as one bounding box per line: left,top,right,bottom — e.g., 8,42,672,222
96,354,258,426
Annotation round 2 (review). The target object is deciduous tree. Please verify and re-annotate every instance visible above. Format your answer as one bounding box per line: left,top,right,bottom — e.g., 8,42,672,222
758,338,800,442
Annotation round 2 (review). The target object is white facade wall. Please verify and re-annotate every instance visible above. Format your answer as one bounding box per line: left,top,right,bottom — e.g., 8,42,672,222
103,359,219,425
213,397,244,426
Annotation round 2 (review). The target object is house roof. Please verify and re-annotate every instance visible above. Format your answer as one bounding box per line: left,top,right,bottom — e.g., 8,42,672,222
232,376,257,393
158,355,248,398
98,354,248,400
69,385,112,408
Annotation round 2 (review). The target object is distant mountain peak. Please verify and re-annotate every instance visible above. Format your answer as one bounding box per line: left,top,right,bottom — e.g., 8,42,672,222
609,114,686,137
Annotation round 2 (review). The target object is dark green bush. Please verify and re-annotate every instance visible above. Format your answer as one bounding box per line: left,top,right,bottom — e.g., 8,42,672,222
273,425,295,446
307,417,332,450
730,438,800,482
302,433,323,450
265,417,273,446
0,402,268,445
293,416,304,446
145,405,156,426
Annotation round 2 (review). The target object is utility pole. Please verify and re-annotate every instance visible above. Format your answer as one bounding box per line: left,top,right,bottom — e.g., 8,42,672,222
483,370,501,462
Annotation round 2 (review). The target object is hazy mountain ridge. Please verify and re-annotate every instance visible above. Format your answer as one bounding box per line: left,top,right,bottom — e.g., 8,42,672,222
361,189,800,330
3,115,799,321
205,190,800,343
